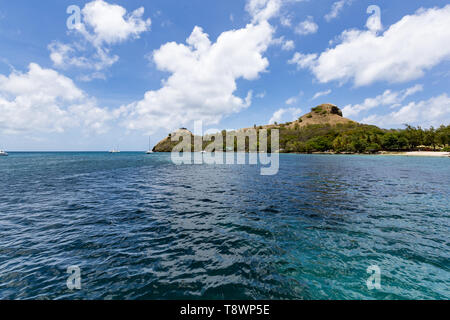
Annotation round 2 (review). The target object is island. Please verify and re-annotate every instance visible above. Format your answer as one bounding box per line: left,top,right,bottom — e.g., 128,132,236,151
153,104,450,156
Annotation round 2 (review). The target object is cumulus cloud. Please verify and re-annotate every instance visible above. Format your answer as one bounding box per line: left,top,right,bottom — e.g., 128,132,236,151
49,0,151,79
282,39,295,51
79,1,151,46
325,0,352,22
288,52,318,68
311,89,332,100
246,0,282,23
246,0,310,24
272,36,295,51
269,107,302,124
342,85,423,117
362,94,450,128
0,63,112,134
294,16,318,35
290,5,450,86
280,15,292,27
121,21,274,133
49,41,118,75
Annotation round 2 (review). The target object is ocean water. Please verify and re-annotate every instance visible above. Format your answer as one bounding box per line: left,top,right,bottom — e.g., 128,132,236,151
0,152,448,300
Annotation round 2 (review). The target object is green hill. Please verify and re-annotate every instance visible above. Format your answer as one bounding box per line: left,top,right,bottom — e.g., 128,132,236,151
153,104,450,153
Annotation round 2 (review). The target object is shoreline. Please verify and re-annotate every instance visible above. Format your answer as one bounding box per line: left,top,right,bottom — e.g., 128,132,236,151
377,151,450,157
308,151,450,157
3,151,449,158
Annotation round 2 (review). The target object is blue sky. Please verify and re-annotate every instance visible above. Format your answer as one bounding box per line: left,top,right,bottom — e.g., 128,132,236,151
0,0,449,151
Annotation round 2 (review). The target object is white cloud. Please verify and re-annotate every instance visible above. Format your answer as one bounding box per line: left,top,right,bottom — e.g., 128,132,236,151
362,94,450,128
256,91,266,98
272,36,295,51
294,16,318,35
79,0,151,46
282,40,295,51
285,97,297,105
311,89,332,100
403,84,424,98
342,85,423,118
285,89,304,105
0,63,112,134
280,15,292,27
325,1,346,22
49,41,118,74
269,107,302,124
49,42,73,67
290,5,450,86
288,52,318,68
49,0,150,78
246,0,282,23
121,21,274,133
325,1,353,22
247,0,310,28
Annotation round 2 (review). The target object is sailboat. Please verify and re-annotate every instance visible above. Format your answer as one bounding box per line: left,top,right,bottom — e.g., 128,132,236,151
109,146,120,153
146,136,154,154
0,150,8,156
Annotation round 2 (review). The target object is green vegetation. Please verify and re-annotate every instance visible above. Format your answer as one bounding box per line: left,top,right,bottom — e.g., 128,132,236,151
281,124,450,153
310,106,342,116
153,104,449,154
154,124,450,153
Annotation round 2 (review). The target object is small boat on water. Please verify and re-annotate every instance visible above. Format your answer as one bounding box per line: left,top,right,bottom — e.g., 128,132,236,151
0,150,8,156
109,146,120,153
146,136,154,154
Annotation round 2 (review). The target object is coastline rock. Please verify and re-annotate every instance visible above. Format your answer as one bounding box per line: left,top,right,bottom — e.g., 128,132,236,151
153,128,194,152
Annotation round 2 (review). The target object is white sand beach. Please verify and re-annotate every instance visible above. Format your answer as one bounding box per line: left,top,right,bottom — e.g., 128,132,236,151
380,151,450,157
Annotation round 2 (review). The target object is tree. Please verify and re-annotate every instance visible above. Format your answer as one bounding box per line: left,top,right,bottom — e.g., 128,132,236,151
436,125,450,147
365,143,381,153
404,125,421,150
352,137,368,153
307,136,333,152
330,106,343,116
332,136,346,152
398,137,409,150
382,132,400,151
424,127,437,150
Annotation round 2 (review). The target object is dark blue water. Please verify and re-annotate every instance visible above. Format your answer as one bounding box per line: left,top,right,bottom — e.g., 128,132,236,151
0,152,448,300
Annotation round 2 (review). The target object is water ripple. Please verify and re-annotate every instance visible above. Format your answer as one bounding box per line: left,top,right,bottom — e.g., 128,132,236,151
0,152,449,299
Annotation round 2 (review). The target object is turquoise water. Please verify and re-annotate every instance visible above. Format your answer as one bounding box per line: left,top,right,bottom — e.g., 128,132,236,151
0,152,448,299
